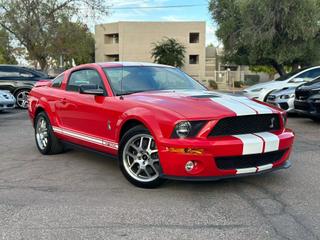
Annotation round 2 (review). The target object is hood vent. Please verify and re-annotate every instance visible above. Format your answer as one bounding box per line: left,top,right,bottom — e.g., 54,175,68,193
191,94,220,98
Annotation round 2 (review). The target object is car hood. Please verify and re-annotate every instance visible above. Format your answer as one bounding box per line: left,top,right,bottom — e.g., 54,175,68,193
123,90,277,119
270,87,296,96
297,81,320,91
244,79,308,91
244,81,284,91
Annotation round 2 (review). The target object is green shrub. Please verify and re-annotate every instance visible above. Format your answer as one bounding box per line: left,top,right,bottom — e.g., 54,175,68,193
209,80,218,90
234,81,243,88
244,75,260,86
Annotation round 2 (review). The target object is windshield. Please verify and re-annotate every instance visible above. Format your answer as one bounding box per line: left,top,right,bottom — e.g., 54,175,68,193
103,66,206,95
274,68,307,81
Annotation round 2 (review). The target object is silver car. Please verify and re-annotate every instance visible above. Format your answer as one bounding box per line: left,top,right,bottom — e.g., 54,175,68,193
266,87,296,113
0,90,16,112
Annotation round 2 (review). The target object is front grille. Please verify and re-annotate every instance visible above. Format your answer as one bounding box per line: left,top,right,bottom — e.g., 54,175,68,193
209,114,280,137
215,150,286,170
295,90,311,101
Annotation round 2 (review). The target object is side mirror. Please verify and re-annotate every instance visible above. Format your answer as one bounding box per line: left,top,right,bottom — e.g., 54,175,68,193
79,85,105,96
289,78,304,83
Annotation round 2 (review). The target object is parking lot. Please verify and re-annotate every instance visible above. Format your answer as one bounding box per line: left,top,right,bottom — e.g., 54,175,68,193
0,110,319,240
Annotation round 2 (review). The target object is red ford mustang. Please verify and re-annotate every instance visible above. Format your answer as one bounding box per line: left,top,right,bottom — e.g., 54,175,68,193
28,62,294,188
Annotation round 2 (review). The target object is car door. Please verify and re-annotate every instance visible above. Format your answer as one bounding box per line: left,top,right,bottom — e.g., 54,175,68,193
56,68,112,146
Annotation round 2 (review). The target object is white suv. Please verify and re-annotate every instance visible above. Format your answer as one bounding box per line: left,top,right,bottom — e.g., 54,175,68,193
243,66,320,101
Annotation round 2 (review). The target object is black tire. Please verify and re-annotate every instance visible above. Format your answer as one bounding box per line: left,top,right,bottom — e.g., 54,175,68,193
119,125,166,188
34,111,64,155
310,116,320,122
15,89,30,109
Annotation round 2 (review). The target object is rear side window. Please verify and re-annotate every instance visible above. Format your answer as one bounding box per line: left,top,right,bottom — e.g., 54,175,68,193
52,74,64,88
0,67,20,78
66,69,105,93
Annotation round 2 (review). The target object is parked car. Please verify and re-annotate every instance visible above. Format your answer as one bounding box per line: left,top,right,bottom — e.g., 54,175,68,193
266,87,296,113
243,66,320,101
28,62,294,188
0,90,15,112
0,65,52,109
294,77,320,121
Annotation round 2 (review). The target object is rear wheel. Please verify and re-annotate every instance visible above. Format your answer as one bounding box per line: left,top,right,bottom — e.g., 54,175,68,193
15,89,30,109
35,112,64,155
119,125,165,188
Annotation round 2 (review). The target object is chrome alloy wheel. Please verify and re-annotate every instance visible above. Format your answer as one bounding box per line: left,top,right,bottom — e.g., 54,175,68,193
123,134,160,182
16,90,29,108
36,117,49,150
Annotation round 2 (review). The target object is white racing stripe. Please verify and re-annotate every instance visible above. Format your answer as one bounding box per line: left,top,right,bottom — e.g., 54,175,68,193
52,126,118,150
236,167,257,174
236,164,273,175
257,164,273,172
235,97,273,114
255,132,280,153
211,97,256,116
233,134,264,155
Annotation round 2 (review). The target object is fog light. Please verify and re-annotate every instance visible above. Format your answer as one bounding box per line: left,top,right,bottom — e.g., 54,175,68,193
185,161,195,172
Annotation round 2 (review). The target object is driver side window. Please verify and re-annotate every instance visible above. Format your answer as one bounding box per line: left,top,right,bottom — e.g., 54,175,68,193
66,69,105,93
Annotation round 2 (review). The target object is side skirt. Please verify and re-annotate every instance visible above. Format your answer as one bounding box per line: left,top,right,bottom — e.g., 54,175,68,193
61,141,118,161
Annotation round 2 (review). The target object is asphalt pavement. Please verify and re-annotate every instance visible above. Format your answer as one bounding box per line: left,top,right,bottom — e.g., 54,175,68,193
0,110,319,240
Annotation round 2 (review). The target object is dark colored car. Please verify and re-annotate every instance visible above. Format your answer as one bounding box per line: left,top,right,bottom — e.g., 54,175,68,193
294,77,320,121
0,65,52,108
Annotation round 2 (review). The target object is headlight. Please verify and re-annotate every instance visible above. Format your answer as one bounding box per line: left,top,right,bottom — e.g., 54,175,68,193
174,121,191,138
280,95,290,99
251,88,264,92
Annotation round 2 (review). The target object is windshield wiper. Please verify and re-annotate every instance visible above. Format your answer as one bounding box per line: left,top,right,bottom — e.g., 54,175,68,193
117,90,144,96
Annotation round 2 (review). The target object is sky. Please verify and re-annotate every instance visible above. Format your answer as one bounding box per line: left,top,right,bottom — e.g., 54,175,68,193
94,0,219,46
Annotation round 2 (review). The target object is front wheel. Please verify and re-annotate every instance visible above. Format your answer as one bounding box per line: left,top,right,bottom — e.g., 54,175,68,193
34,112,64,155
119,125,166,188
310,116,320,122
15,89,30,109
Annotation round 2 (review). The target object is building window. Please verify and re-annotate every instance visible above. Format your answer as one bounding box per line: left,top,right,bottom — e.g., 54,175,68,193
105,54,119,62
104,33,119,44
189,33,199,43
189,55,199,64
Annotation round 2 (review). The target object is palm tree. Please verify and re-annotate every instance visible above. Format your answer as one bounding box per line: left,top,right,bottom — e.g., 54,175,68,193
151,38,186,68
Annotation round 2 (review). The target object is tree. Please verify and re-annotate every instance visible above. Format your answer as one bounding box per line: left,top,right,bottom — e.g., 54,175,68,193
0,28,17,64
209,0,320,76
51,19,95,69
0,0,107,70
151,38,186,68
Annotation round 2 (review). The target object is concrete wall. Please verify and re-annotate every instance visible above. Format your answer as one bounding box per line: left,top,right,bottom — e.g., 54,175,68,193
95,21,206,80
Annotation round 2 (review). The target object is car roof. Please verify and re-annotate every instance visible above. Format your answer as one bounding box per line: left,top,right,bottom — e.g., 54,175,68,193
97,62,175,68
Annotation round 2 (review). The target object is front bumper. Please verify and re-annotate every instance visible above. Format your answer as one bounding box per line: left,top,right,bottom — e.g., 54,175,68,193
0,99,15,110
294,100,320,118
267,98,295,113
157,129,294,179
162,160,291,181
